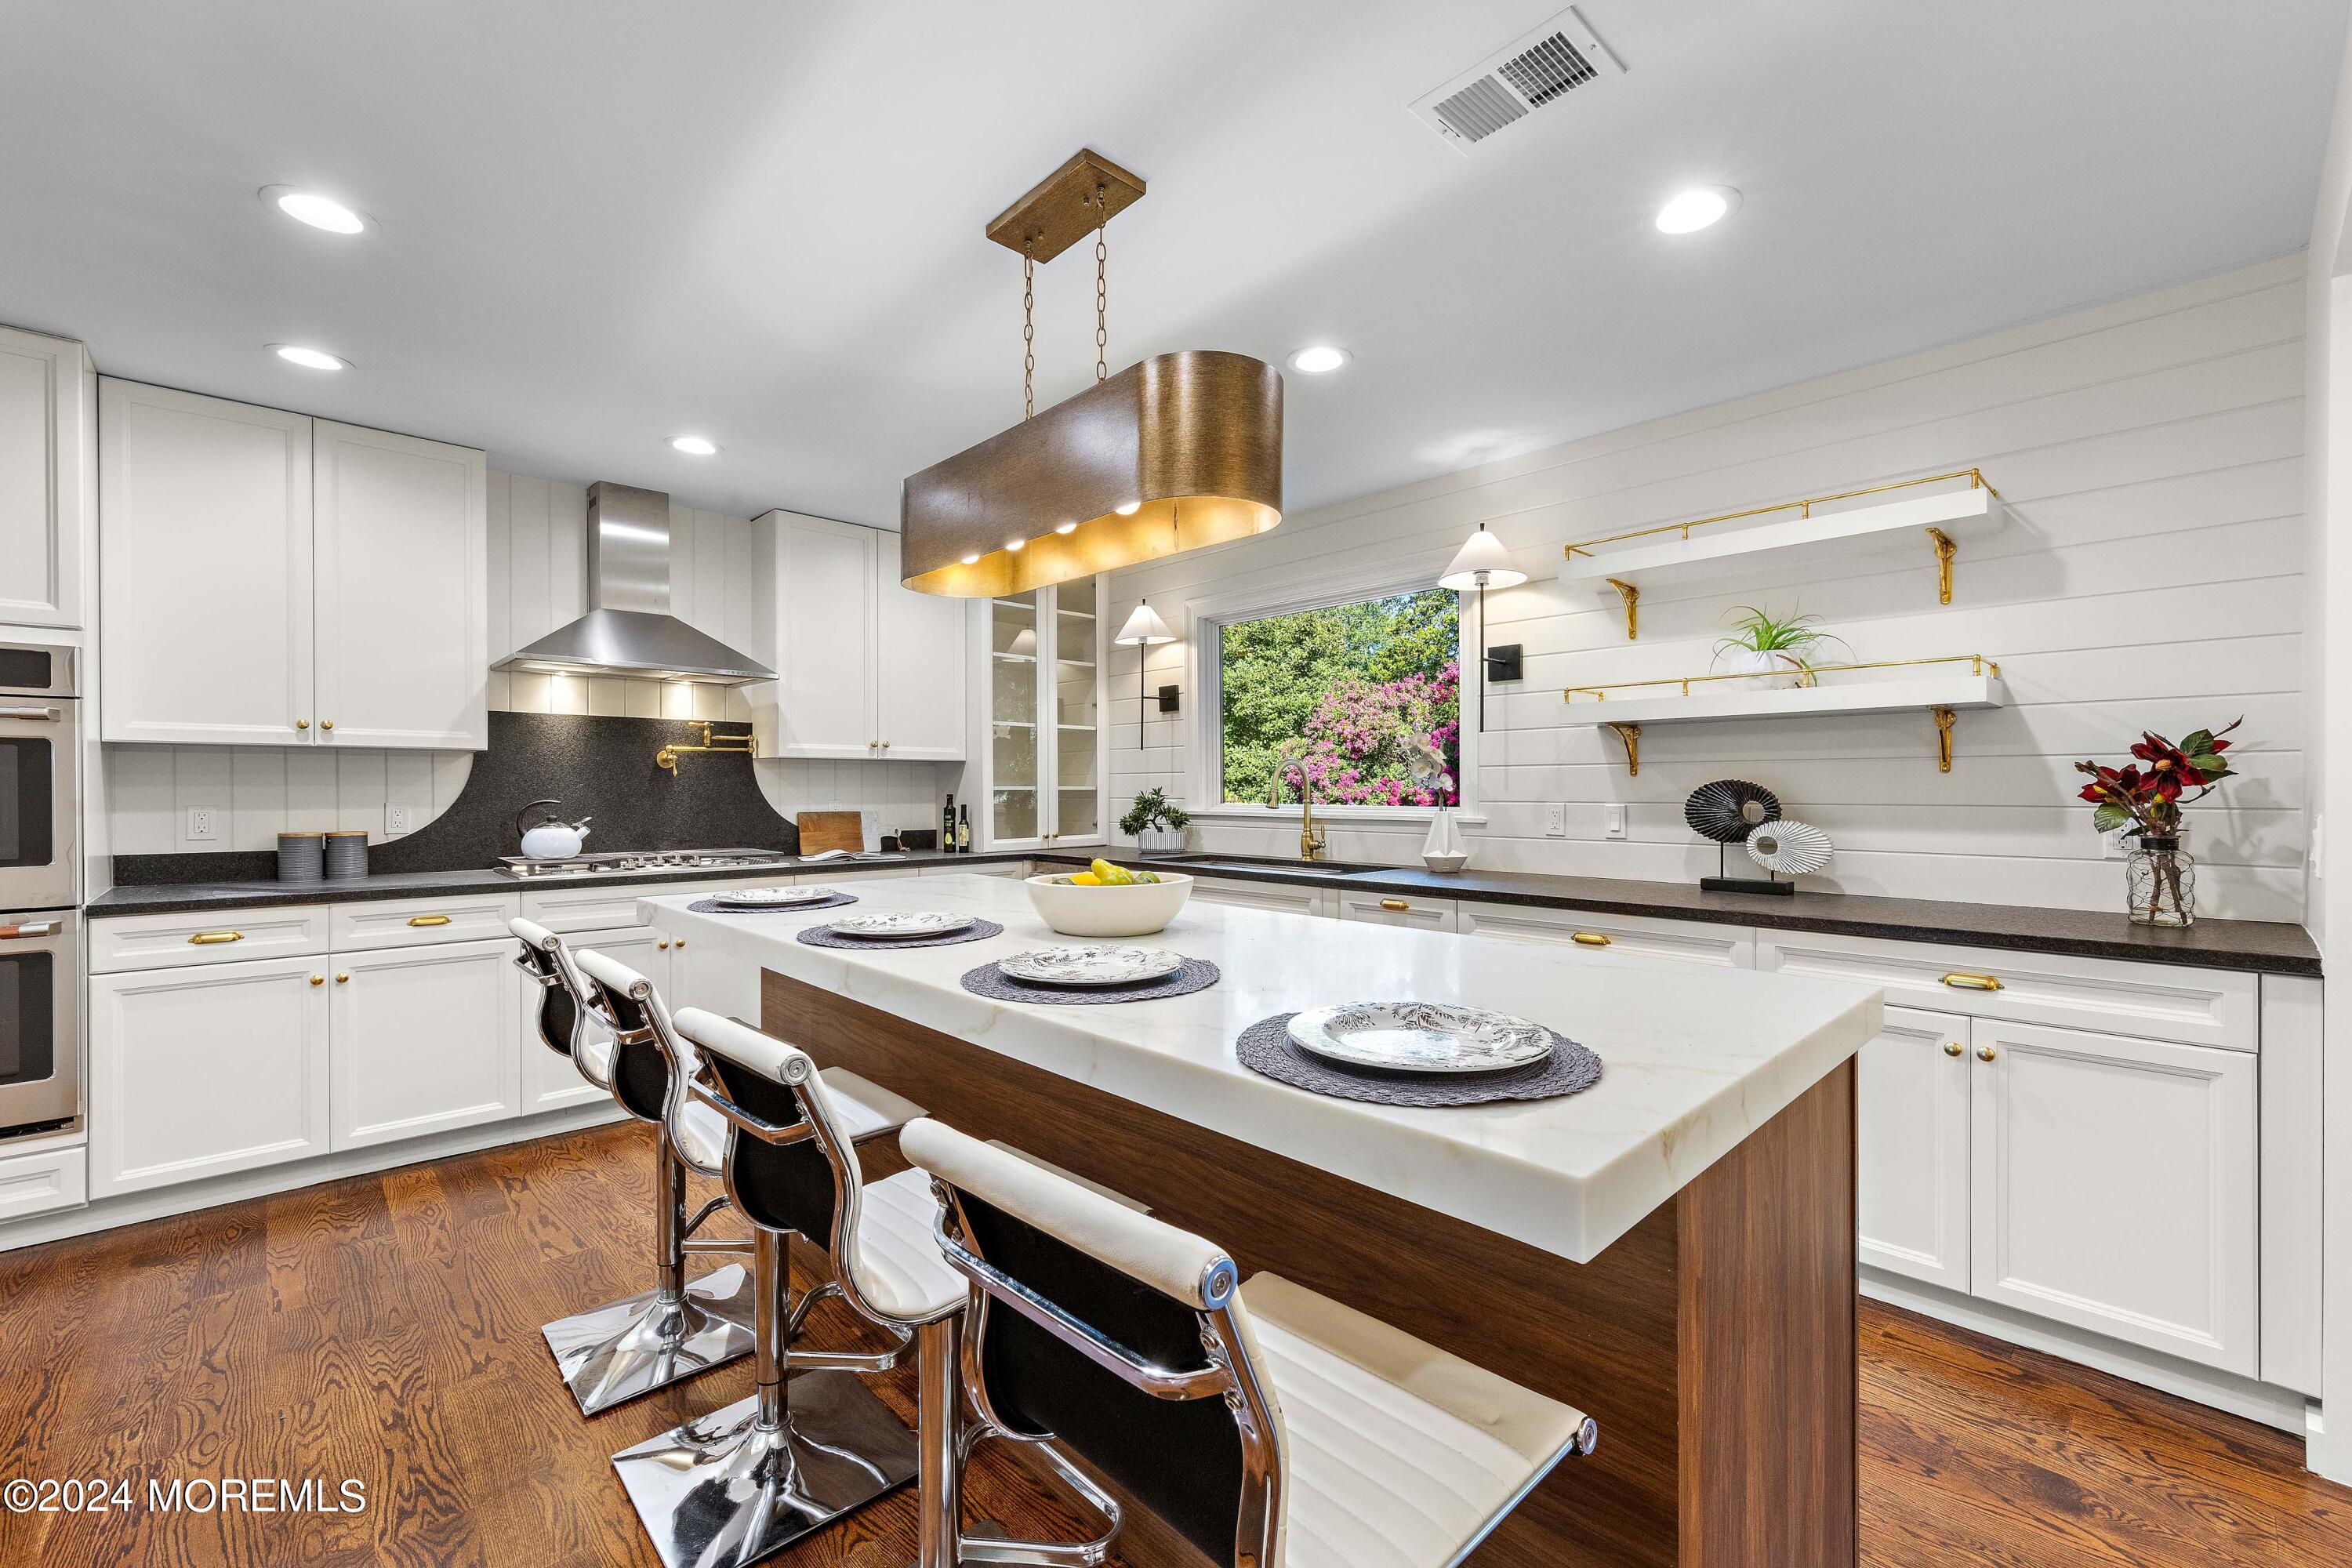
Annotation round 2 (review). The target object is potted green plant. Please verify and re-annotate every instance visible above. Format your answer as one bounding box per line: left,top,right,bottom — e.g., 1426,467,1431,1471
1120,787,1192,857
1713,606,1850,691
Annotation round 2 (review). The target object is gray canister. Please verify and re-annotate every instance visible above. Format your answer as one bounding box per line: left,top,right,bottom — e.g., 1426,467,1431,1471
278,832,325,884
324,830,369,880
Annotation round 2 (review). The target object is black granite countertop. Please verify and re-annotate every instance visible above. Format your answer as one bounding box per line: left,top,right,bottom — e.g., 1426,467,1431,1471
1029,853,2322,977
85,848,1037,917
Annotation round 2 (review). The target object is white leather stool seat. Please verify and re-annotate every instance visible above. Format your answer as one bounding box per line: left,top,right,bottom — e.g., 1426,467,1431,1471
1240,1272,1590,1568
845,1167,967,1323
670,1098,730,1170
821,1068,926,1141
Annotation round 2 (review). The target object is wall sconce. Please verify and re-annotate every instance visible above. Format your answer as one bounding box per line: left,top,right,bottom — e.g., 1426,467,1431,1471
1437,524,1527,732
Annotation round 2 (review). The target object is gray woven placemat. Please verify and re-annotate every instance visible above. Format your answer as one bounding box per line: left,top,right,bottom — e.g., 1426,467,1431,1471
1236,1012,1602,1106
960,956,1220,1005
799,918,1004,950
688,891,858,914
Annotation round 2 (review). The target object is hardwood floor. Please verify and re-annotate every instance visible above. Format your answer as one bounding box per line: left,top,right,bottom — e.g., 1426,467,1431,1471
0,1120,2344,1567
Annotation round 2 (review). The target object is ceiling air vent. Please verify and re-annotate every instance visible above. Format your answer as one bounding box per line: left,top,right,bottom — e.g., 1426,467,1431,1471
1410,5,1623,154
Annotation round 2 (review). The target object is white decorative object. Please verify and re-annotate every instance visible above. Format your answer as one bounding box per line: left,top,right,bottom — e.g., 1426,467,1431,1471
1024,871,1192,937
1287,1001,1553,1075
1744,820,1833,877
712,884,838,909
1719,647,1811,691
1421,808,1470,874
827,911,977,938
998,945,1187,986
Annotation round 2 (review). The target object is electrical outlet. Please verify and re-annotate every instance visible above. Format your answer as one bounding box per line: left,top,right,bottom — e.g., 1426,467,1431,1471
387,806,413,836
1544,802,1567,837
2100,827,2129,860
1604,804,1627,840
185,807,217,842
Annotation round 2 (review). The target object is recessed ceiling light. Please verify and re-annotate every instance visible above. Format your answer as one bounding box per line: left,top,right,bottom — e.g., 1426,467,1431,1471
1054,520,1080,533
959,553,981,565
1655,186,1740,235
1004,538,1026,552
1112,502,1140,517
669,435,718,456
270,344,347,371
260,186,368,235
1287,346,1350,375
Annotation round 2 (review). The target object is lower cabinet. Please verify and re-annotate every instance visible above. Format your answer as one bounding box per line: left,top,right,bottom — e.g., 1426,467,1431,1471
1332,891,1458,931
329,938,522,1150
1457,902,1755,968
1856,1007,1971,1293
1189,875,1332,918
89,956,332,1196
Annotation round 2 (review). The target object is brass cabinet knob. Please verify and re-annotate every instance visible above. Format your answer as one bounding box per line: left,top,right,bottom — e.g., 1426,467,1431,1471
1379,898,1410,912
1942,1040,1962,1058
335,972,350,984
657,940,670,950
1570,931,1612,947
881,739,891,750
321,720,334,731
673,938,685,949
296,718,310,730
310,975,325,986
1976,1044,1996,1062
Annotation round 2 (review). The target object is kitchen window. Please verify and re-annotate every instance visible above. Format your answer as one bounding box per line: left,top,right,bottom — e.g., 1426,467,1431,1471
1200,586,1465,815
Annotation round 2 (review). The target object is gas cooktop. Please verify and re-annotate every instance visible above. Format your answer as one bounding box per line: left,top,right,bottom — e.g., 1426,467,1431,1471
493,848,795,880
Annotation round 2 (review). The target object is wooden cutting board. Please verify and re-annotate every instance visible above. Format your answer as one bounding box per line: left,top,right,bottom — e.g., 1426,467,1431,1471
796,811,866,856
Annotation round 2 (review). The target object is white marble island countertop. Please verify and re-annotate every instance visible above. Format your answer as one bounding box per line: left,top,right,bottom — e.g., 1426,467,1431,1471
640,873,1883,1265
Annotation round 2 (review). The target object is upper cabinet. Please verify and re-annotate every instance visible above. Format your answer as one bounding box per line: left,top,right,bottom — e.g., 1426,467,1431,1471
976,575,1105,849
100,381,487,750
0,325,92,630
753,511,967,762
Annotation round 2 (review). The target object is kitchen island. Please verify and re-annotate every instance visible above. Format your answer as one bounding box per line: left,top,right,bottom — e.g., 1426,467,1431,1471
641,873,1884,1568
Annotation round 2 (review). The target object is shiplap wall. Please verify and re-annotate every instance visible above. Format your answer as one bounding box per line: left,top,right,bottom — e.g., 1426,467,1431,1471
1108,256,2309,920
104,475,949,856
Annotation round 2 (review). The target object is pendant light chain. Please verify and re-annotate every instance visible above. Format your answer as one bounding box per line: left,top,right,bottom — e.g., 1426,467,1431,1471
1022,238,1037,419
1094,183,1109,383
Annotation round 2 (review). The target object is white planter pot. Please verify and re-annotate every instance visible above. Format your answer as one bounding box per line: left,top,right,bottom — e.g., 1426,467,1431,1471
1719,648,1813,691
1135,827,1189,858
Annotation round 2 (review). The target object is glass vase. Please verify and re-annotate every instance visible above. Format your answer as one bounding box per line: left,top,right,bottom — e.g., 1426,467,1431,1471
2125,835,2194,927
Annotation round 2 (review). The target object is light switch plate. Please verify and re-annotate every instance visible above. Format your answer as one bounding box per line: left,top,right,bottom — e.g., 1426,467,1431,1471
1604,804,1627,840
1544,802,1567,837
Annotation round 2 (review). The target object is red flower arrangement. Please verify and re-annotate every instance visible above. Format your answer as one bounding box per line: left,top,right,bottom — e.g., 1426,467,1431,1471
2073,719,2241,840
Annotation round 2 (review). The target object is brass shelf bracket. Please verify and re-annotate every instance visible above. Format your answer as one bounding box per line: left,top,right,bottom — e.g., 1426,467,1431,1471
1932,705,1957,772
655,720,755,775
1606,578,1639,640
1926,527,1957,605
1605,721,1642,776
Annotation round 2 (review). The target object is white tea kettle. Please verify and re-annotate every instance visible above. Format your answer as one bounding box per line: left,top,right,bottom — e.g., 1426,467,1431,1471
516,798,593,859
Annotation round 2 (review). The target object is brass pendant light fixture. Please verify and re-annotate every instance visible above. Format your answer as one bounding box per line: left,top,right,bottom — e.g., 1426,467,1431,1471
900,149,1285,597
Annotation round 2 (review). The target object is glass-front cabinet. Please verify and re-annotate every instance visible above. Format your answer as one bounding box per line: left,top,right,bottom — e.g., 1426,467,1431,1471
979,577,1104,850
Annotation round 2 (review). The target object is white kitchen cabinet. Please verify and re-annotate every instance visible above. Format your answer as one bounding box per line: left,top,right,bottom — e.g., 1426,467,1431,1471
0,324,89,629
89,955,332,1196
100,380,485,750
1457,902,1753,968
671,931,760,1024
312,420,488,749
1333,890,1458,931
757,512,968,762
0,1142,88,1222
100,379,314,745
922,859,1028,878
1855,1006,1972,1293
89,902,330,974
1189,875,1331,919
1968,1017,2258,1376
977,576,1104,848
329,938,521,1149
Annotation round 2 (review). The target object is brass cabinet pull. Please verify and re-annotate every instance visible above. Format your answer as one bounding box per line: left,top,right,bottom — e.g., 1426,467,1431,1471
189,931,244,945
1570,931,1613,946
296,719,310,730
408,914,452,927
1378,898,1410,912
321,720,334,731
336,972,350,984
1942,971,2002,991
673,938,686,949
1943,1040,1962,1058
1976,1044,1996,1062
310,975,325,986
657,939,671,950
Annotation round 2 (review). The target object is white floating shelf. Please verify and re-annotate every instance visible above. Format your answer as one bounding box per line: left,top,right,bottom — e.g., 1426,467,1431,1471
1561,668,2003,775
1560,481,2003,637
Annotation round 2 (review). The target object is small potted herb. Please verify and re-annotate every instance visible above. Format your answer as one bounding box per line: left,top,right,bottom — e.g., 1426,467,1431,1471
1120,788,1192,858
1713,606,1849,690
2074,719,2240,927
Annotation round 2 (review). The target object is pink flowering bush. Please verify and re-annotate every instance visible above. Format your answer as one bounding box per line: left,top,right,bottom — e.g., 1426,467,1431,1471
1287,659,1461,807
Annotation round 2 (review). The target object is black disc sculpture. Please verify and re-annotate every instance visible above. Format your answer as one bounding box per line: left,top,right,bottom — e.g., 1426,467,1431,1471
1683,779,1796,896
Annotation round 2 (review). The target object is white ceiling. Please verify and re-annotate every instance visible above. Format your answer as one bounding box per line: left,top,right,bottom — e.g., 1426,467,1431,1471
5,2,2345,526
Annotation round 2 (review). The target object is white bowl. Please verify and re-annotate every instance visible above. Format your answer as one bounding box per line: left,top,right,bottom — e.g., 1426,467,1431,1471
1024,871,1194,938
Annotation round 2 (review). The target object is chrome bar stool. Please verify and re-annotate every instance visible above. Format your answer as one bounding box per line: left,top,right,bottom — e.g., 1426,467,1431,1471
902,1117,1601,1568
612,1007,967,1568
508,918,920,1416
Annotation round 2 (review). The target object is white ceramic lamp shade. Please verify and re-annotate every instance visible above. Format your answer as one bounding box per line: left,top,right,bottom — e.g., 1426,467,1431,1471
1437,527,1526,591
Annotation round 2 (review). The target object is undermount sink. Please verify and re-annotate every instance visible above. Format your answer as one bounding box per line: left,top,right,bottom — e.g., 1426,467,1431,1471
1152,855,1387,877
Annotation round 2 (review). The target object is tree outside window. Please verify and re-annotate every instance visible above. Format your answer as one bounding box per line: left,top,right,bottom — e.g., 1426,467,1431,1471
1217,589,1461,807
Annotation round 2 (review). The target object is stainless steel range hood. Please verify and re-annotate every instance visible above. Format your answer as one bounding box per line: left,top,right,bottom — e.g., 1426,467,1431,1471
495,481,775,684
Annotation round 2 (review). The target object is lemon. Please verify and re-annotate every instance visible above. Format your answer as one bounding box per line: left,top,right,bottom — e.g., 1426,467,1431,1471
1069,872,1102,886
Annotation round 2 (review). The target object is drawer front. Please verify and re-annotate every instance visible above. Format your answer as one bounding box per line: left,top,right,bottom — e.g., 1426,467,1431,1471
331,891,521,951
0,1142,88,1223
1755,931,2256,1051
1190,876,1330,918
923,860,1028,879
1333,891,1458,931
90,904,329,973
1458,902,1754,968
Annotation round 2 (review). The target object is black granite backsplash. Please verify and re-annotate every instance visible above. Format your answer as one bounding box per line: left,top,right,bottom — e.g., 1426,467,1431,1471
112,712,802,885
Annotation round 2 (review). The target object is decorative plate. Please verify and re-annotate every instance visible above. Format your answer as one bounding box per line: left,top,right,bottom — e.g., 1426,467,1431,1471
1683,779,1782,844
996,946,1188,987
1746,818,1833,876
1287,1002,1555,1076
712,884,838,908
826,910,977,939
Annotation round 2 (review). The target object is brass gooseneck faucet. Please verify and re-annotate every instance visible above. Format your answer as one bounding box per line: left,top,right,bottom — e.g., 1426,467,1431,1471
1266,756,1328,862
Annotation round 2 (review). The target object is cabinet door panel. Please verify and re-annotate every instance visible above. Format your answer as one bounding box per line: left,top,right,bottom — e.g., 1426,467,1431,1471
772,514,876,757
1856,1006,1970,1290
1457,902,1752,967
1969,1018,2257,1374
0,325,86,628
100,380,313,744
331,938,521,1149
313,420,488,749
875,532,968,760
1333,891,1458,931
89,956,331,1195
